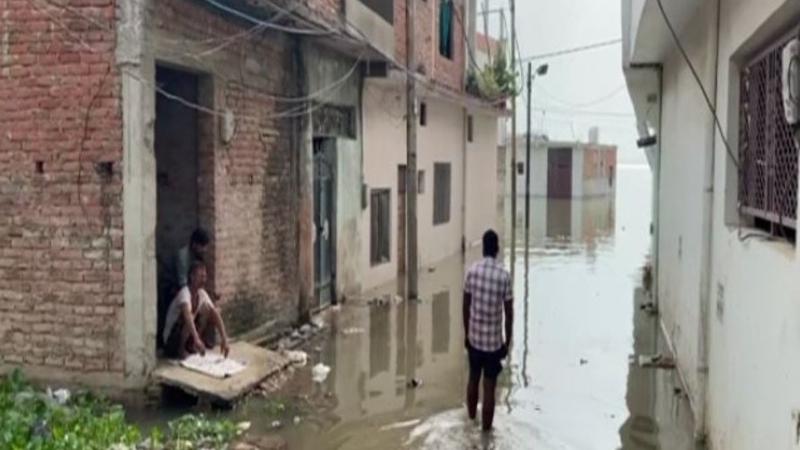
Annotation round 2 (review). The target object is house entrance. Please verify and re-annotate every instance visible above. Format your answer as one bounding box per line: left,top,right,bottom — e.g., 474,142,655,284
154,66,201,345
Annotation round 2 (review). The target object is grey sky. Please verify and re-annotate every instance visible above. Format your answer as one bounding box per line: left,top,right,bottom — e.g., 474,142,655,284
483,0,645,165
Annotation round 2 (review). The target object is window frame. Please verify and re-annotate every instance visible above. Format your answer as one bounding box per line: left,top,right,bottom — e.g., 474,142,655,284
738,29,799,242
433,162,452,226
370,188,392,266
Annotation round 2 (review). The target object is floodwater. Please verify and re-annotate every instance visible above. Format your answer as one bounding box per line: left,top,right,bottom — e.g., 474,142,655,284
251,165,697,449
138,166,699,449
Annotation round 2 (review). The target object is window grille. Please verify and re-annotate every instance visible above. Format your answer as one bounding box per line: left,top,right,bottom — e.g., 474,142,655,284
739,31,798,237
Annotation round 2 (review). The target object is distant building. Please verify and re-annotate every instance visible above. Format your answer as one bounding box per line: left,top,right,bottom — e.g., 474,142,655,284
512,129,617,199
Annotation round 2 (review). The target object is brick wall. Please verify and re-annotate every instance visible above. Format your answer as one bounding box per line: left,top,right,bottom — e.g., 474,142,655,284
153,0,301,334
433,0,465,92
0,0,125,374
395,0,465,92
0,0,302,380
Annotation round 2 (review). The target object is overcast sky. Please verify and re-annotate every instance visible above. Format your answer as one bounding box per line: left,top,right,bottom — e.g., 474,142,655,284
484,0,646,165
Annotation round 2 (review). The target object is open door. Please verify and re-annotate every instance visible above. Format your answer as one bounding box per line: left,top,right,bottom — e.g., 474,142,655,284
155,66,200,345
314,138,336,308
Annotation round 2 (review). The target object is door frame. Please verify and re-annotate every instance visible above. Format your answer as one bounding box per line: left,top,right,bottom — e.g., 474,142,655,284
547,147,573,199
313,138,337,309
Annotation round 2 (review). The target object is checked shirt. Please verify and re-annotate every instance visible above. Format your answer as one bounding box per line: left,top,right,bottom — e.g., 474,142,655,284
464,257,513,352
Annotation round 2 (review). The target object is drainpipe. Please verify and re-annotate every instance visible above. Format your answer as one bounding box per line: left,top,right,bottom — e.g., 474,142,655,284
697,0,722,441
462,108,469,254
631,62,663,310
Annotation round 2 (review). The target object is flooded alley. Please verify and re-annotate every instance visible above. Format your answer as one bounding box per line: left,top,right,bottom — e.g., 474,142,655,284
210,165,697,449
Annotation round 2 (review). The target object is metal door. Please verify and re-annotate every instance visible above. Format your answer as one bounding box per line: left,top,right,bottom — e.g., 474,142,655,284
547,147,573,198
314,139,336,308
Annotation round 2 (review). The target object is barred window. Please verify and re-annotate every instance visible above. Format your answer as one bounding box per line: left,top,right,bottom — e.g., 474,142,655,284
739,33,798,241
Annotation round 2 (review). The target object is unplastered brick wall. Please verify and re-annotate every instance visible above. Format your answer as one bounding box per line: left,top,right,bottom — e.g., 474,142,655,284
394,0,434,74
154,0,301,334
395,0,465,92
0,1,125,374
433,0,465,92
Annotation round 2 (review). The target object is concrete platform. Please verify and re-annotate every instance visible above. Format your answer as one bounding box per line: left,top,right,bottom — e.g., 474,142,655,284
153,342,290,404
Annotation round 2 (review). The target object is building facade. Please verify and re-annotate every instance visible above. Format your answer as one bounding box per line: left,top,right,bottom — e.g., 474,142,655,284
623,0,800,447
360,0,507,291
512,133,617,199
0,0,505,389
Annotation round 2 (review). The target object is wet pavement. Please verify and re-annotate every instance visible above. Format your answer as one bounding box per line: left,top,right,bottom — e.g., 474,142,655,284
136,166,700,449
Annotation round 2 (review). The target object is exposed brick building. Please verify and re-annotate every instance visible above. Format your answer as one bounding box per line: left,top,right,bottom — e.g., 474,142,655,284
0,0,505,389
0,0,329,388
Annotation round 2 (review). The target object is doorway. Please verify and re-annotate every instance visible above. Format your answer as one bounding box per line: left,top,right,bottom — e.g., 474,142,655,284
547,147,573,198
154,66,201,344
314,138,336,308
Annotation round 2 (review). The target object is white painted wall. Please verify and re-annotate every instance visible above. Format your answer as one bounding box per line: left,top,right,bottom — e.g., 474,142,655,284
627,0,800,447
361,81,406,292
708,1,800,448
362,81,501,291
465,111,501,247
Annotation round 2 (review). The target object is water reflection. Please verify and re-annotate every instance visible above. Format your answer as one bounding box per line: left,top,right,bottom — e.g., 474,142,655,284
234,166,697,450
619,289,701,450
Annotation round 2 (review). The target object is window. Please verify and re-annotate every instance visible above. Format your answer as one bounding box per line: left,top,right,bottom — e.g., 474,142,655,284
370,189,391,265
467,115,474,142
739,32,798,240
433,163,451,225
420,102,427,126
418,170,426,194
517,162,525,175
438,0,454,59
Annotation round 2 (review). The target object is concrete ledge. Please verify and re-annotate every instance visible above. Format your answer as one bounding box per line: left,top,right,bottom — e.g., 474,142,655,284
152,342,289,404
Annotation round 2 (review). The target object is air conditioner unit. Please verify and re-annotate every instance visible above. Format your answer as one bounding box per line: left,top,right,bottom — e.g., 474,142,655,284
782,38,800,125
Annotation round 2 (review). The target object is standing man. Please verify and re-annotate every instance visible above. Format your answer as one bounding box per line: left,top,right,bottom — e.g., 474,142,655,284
463,229,514,431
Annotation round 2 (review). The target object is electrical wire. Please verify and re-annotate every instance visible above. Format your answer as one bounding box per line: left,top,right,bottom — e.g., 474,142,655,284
36,0,368,110
519,38,622,63
453,4,484,73
538,84,627,109
534,107,634,118
655,0,739,169
200,0,336,35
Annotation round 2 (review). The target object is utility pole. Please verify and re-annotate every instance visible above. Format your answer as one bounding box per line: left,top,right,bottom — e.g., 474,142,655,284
406,0,419,300
509,0,518,283
524,63,532,262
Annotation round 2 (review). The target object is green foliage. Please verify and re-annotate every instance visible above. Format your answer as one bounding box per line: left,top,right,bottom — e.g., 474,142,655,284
161,414,239,450
467,45,519,101
0,371,242,450
0,370,140,450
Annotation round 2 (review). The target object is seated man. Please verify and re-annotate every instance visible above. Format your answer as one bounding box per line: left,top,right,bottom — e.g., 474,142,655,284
163,261,230,359
159,228,213,346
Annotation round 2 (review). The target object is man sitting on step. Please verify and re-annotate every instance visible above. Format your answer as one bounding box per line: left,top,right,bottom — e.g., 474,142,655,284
163,260,230,359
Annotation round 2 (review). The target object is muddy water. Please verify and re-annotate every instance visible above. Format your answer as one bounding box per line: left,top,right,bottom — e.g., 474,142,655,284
137,166,697,449
239,165,698,450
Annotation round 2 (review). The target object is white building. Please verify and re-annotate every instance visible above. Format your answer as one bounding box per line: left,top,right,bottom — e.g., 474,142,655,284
623,0,800,447
359,2,508,293
511,131,617,199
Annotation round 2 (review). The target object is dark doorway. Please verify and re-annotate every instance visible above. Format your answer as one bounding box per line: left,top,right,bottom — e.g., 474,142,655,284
155,66,201,345
397,165,407,276
547,147,573,198
314,138,336,309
